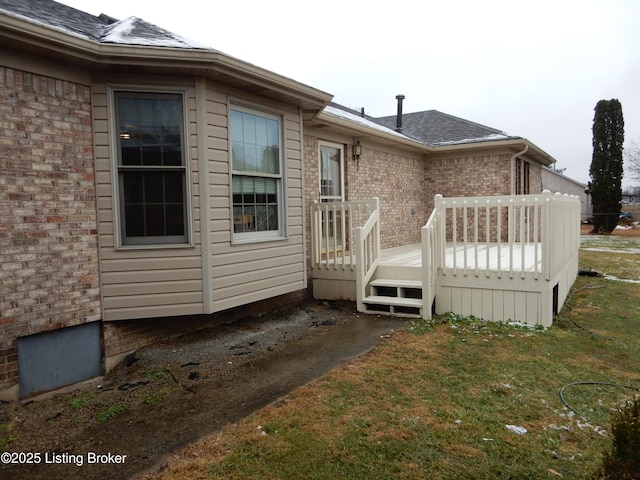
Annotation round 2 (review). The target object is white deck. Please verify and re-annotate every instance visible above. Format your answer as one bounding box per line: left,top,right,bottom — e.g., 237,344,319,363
380,242,542,272
311,193,580,327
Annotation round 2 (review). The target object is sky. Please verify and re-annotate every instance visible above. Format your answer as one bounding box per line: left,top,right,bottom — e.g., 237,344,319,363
57,0,640,188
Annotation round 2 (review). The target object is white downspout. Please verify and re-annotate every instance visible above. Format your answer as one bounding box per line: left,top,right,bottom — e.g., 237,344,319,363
510,144,529,195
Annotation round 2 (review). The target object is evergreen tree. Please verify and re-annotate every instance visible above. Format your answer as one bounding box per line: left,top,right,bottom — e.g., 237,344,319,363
589,99,624,234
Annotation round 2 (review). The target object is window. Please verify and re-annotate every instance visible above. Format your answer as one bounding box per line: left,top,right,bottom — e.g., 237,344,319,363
319,143,344,202
114,91,189,246
230,105,284,241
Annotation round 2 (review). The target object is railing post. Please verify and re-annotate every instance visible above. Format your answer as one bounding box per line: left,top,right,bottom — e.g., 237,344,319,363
541,190,552,281
421,224,432,320
374,197,381,261
355,226,365,313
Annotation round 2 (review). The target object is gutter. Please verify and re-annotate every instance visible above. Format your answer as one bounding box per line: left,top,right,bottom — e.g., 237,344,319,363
315,110,435,154
431,138,555,167
0,12,332,110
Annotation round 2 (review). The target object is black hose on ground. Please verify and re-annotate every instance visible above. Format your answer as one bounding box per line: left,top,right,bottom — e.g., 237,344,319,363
559,381,640,423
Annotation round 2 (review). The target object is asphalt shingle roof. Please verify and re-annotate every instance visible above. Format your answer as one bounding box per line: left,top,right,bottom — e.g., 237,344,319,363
1,0,521,150
374,110,518,146
0,0,210,49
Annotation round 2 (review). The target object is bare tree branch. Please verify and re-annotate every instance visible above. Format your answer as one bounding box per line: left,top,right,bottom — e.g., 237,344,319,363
625,139,640,181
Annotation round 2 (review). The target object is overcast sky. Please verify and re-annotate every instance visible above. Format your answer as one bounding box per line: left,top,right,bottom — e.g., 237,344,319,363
59,0,640,188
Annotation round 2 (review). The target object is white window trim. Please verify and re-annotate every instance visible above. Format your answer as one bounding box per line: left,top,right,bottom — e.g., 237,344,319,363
318,141,345,202
108,86,194,250
229,102,287,244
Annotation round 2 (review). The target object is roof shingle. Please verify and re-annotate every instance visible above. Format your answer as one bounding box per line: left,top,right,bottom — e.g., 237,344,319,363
0,0,211,49
374,110,518,146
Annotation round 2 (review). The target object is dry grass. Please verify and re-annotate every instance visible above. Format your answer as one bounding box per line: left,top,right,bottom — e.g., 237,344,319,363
144,241,640,480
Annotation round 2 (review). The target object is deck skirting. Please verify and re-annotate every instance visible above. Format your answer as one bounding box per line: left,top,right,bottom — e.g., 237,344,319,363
312,244,578,327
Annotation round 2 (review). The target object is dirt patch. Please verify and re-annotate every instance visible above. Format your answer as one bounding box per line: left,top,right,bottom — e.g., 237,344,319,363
0,300,411,480
581,221,640,236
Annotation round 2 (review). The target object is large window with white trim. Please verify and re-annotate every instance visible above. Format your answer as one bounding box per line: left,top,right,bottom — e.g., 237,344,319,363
230,105,285,241
113,91,189,246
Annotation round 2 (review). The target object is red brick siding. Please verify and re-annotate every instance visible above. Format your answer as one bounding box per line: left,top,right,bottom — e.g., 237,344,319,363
0,67,101,388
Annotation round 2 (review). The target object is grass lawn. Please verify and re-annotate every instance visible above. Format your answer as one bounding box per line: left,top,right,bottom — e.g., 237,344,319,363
147,237,640,480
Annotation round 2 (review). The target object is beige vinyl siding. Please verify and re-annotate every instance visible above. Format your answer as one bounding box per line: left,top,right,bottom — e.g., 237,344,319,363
93,79,204,321
206,83,306,312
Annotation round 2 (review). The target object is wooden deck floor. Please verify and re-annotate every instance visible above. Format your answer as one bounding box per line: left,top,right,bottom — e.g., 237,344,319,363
380,242,543,273
379,244,422,267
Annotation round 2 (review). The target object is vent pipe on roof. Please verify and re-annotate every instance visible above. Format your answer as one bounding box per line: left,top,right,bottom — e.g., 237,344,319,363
98,13,119,25
395,94,405,133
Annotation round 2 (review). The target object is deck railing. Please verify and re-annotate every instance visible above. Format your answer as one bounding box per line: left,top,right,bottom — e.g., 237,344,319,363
354,201,381,313
424,191,580,282
310,198,380,272
421,204,441,320
311,192,579,323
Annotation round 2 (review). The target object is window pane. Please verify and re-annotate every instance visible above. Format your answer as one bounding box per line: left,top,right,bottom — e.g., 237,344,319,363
123,172,144,204
166,205,185,235
120,170,186,240
166,174,184,204
116,93,183,167
232,175,279,234
268,205,278,230
231,109,280,175
320,146,342,199
144,172,164,204
125,205,144,237
145,205,165,236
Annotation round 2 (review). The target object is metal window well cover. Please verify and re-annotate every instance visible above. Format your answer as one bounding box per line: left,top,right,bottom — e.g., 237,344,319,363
18,321,102,398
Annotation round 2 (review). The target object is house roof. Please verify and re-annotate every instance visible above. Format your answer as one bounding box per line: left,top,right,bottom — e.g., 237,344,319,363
0,0,557,165
374,110,517,146
307,103,434,154
312,103,556,166
0,0,332,117
0,0,210,49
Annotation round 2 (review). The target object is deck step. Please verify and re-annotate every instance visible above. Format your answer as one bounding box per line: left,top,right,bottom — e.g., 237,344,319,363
369,278,423,302
363,295,423,307
369,278,422,289
362,295,423,318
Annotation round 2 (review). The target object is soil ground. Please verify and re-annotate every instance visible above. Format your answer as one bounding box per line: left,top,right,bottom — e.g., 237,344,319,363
582,219,640,236
0,300,410,480
2,222,638,480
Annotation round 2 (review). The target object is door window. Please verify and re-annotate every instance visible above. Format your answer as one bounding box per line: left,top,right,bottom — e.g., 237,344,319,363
319,143,344,202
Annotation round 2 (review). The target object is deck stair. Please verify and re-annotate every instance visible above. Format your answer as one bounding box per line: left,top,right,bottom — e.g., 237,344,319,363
362,278,423,318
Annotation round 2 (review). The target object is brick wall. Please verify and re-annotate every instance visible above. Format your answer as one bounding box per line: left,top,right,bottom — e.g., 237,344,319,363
303,139,548,265
425,153,513,202
303,135,430,253
346,145,430,248
0,67,101,390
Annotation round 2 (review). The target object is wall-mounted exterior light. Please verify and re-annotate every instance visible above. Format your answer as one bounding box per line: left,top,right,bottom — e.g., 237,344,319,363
352,140,362,160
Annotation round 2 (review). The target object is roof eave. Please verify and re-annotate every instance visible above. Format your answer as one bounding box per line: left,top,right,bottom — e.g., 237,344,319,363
431,138,556,166
0,12,332,115
313,110,435,153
